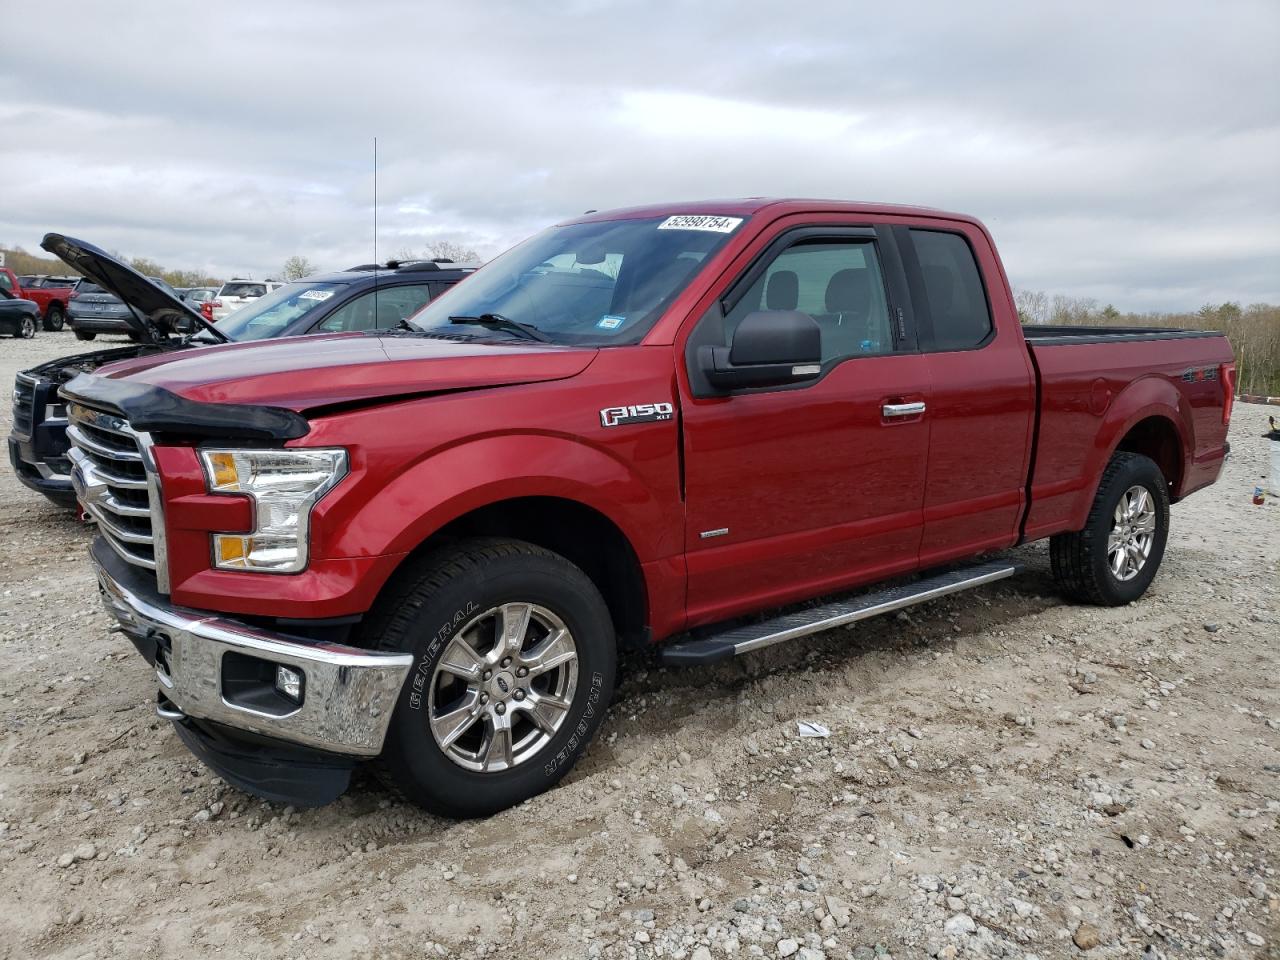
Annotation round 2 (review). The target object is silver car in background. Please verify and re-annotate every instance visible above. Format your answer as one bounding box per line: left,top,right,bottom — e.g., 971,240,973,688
209,279,285,321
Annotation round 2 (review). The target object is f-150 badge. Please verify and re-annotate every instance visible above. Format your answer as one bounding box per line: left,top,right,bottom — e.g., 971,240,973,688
599,403,674,428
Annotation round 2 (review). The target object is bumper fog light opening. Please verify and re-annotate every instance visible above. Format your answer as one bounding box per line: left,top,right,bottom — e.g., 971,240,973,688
275,665,305,704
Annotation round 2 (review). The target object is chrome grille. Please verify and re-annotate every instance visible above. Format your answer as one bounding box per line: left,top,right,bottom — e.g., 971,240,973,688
67,402,169,591
12,374,36,436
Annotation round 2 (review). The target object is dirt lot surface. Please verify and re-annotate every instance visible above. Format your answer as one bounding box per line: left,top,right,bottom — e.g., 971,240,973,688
0,331,1275,960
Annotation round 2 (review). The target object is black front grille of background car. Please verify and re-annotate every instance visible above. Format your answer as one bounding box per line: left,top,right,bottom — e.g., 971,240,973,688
12,375,36,436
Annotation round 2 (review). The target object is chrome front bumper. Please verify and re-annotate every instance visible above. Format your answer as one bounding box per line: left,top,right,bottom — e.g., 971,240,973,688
92,548,413,756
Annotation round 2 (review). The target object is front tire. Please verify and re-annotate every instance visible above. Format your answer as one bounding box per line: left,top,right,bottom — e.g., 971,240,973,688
73,329,96,341
1050,452,1170,606
43,303,65,331
366,539,616,817
17,315,36,338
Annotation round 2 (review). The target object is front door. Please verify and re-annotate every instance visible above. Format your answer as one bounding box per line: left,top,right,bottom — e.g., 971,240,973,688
680,225,931,627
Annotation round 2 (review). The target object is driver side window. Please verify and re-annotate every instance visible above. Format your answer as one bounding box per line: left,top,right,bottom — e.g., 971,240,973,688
723,240,894,362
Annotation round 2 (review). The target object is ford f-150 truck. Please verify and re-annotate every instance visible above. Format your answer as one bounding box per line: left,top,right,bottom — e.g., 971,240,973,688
60,200,1235,817
0,268,75,330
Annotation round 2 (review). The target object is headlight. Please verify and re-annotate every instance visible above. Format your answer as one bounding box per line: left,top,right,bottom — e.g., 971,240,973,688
199,448,347,573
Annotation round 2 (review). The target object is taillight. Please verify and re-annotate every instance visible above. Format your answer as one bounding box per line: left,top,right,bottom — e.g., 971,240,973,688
1221,362,1236,425
69,291,78,300
203,301,217,321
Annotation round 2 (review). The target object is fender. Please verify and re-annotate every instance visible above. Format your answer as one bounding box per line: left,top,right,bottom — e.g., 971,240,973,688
1064,374,1191,531
316,430,677,562
307,433,681,629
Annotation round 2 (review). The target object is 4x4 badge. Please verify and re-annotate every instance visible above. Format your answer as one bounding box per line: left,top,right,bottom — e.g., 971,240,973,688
599,402,674,428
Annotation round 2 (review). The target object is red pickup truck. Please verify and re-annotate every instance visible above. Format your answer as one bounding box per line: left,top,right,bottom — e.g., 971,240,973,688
61,200,1234,816
0,268,75,330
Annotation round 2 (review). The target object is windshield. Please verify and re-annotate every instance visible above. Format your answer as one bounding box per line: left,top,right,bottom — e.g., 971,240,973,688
214,281,346,341
407,215,744,345
220,281,267,298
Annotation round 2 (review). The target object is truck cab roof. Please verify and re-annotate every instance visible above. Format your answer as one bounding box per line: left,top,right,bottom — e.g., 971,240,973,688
564,197,984,228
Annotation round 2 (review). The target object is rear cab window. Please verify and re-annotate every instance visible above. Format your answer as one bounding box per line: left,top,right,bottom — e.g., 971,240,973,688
910,229,993,351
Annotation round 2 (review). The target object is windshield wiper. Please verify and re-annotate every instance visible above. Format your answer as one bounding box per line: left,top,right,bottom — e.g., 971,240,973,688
449,312,549,342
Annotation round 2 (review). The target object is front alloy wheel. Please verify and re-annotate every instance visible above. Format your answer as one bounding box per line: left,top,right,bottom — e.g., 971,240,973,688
19,315,36,338
429,602,579,772
368,538,616,817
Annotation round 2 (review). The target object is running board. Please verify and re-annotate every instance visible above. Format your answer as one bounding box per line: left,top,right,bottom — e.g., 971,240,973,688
661,560,1022,666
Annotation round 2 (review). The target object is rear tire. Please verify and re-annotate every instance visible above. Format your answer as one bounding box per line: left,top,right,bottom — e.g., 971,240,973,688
365,538,616,818
43,303,65,332
1050,452,1170,606
74,329,96,341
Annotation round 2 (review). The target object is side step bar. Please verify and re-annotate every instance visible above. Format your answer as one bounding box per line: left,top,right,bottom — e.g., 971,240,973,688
661,559,1022,666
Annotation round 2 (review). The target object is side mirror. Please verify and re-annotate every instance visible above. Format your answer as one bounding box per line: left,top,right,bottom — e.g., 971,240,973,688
698,310,822,390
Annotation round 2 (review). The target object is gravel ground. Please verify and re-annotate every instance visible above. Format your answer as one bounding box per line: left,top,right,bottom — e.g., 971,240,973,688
0,331,1276,960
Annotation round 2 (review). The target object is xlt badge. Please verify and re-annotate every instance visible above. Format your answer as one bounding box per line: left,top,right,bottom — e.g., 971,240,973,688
599,402,674,428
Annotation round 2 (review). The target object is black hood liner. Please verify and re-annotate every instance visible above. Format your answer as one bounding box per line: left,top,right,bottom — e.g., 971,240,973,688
40,233,223,343
61,373,309,441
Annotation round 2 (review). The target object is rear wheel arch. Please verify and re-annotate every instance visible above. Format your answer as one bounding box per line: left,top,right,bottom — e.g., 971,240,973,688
1113,414,1185,497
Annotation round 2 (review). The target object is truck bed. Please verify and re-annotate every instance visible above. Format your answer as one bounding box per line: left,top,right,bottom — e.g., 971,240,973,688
1022,326,1234,542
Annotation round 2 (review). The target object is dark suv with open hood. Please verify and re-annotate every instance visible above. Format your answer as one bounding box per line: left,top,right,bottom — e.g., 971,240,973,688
8,235,475,506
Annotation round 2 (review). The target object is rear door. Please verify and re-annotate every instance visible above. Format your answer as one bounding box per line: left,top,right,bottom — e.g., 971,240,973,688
895,223,1035,565
680,220,931,626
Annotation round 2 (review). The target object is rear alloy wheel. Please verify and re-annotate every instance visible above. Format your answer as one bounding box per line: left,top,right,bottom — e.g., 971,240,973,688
1050,452,1170,605
43,303,65,332
1106,485,1157,581
368,538,616,817
18,315,36,339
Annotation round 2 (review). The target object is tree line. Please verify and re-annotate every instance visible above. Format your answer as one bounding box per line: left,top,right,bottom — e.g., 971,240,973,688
1015,290,1280,396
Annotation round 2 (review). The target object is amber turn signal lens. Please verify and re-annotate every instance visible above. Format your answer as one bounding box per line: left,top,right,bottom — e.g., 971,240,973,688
205,451,240,491
214,535,249,567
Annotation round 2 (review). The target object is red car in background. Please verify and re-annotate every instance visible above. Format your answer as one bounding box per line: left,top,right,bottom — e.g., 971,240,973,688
0,268,75,330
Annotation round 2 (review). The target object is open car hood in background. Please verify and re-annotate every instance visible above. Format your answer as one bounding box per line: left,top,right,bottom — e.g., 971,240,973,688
40,233,225,343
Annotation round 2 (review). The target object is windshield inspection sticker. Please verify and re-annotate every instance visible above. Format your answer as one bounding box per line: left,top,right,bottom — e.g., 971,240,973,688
596,315,626,330
298,289,334,301
657,215,743,233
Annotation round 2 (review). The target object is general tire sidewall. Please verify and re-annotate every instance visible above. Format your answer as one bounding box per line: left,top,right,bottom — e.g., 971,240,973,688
381,558,615,817
1087,457,1170,604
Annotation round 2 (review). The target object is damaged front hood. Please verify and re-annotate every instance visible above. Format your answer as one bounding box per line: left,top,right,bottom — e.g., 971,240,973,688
90,331,599,412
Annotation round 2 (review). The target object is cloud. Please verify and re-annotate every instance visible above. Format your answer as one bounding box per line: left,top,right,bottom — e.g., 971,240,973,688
0,0,1275,309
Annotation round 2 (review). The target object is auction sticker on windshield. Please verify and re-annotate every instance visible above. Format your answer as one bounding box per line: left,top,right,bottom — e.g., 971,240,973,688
299,290,334,301
657,215,743,233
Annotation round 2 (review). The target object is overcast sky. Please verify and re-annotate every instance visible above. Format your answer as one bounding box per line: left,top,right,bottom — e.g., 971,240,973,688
2,0,1276,310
